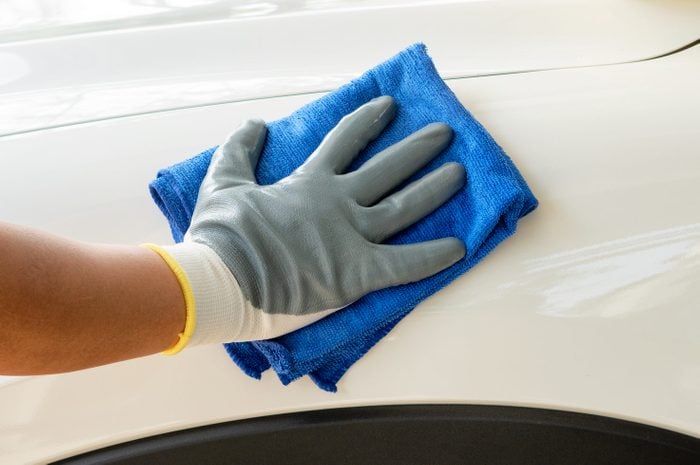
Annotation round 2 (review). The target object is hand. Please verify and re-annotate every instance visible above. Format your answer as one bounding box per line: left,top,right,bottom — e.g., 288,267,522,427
155,96,466,349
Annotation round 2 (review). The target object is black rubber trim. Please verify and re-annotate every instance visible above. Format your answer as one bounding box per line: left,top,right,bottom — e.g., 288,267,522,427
53,404,700,465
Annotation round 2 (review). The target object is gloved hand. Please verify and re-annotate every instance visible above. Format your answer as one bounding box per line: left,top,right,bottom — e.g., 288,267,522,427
146,96,466,353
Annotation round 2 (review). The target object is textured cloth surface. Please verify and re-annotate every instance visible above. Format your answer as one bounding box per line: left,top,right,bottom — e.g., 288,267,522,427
149,43,538,392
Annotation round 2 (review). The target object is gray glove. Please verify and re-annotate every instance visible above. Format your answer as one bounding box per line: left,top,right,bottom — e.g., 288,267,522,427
155,96,466,349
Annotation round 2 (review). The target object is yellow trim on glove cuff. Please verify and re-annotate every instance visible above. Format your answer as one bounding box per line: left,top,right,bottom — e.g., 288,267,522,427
141,243,196,355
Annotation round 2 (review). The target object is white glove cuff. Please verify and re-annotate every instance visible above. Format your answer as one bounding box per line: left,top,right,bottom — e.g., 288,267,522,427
147,242,340,351
160,242,246,347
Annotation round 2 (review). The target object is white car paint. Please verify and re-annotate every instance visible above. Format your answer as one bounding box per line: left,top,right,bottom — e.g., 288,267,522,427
2,0,700,136
0,1,698,463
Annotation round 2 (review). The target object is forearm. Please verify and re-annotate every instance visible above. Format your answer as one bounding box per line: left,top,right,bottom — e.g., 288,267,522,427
0,222,185,375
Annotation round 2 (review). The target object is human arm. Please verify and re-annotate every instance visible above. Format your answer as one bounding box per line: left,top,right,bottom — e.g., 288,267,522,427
0,222,185,375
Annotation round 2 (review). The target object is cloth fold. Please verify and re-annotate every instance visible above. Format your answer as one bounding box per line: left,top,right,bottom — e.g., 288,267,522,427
149,43,538,392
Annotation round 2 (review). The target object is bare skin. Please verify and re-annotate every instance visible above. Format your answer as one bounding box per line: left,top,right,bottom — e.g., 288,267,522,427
0,222,185,375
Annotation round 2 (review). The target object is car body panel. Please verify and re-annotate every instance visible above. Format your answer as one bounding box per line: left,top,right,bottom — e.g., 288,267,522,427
0,32,698,463
2,0,700,463
1,0,700,136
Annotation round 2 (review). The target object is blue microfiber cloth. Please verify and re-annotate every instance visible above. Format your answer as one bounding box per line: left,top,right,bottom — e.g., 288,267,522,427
149,43,538,392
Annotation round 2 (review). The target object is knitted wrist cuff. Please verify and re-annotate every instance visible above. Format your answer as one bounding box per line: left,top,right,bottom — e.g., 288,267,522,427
141,243,196,354
144,242,246,351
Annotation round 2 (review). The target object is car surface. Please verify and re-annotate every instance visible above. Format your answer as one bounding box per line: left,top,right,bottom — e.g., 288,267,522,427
0,1,699,463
